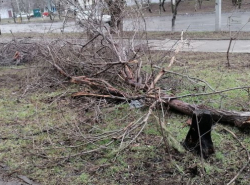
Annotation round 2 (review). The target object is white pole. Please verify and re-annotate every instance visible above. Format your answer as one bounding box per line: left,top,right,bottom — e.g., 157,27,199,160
215,0,221,31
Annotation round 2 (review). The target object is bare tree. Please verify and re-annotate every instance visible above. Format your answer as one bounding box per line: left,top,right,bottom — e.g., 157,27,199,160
198,0,202,9
159,0,166,12
19,0,29,13
171,0,181,30
105,0,125,34
11,0,17,23
195,0,203,11
56,0,63,20
232,0,242,8
147,0,152,13
31,0,47,10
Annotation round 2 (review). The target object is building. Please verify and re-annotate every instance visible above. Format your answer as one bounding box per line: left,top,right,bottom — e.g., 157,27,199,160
0,1,13,18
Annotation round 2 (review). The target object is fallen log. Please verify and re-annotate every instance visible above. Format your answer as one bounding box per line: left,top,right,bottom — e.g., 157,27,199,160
46,48,250,128
163,97,250,128
71,91,250,128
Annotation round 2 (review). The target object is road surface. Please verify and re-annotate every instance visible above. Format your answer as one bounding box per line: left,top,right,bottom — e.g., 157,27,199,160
124,11,250,32
0,21,80,33
0,12,250,34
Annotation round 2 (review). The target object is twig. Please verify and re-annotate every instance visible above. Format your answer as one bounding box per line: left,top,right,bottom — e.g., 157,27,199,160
56,140,114,160
222,127,250,185
71,92,128,100
79,33,101,53
195,112,206,177
155,99,172,161
47,46,71,78
226,38,234,67
175,86,250,99
153,66,215,92
10,30,16,41
117,100,158,152
158,89,172,158
226,20,250,67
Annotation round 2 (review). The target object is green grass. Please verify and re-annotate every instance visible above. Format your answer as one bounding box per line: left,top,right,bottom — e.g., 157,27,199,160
161,52,250,111
0,51,250,184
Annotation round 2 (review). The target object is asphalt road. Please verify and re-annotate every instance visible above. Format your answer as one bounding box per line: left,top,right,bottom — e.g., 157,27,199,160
0,13,250,53
0,21,80,33
1,11,250,34
124,11,250,32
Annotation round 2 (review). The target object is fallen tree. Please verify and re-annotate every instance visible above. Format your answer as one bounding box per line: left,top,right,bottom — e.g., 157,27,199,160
1,2,250,184
166,97,250,128
45,42,250,128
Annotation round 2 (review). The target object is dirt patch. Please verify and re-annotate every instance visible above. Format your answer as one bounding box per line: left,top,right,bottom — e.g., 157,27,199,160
139,0,250,17
0,165,29,185
0,74,22,88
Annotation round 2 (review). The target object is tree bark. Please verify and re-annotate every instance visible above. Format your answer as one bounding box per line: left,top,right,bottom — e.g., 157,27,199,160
159,0,166,12
105,0,124,34
183,110,214,158
164,97,250,128
147,0,152,13
11,0,17,23
171,0,181,31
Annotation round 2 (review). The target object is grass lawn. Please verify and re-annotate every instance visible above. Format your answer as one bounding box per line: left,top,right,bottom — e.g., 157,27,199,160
0,41,250,184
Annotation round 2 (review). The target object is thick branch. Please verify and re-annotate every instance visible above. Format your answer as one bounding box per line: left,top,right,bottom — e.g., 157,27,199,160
164,98,250,128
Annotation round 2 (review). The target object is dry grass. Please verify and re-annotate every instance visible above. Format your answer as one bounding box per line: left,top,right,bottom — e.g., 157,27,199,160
0,35,250,184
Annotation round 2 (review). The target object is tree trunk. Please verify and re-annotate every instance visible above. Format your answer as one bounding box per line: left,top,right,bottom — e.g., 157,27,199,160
147,0,152,13
171,0,181,31
58,2,62,20
159,0,166,13
165,98,250,128
238,0,242,9
105,0,124,34
183,110,214,158
198,0,202,9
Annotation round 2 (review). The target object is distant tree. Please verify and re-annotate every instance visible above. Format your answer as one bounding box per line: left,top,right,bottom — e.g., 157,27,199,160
232,0,242,9
171,0,181,31
105,0,125,34
56,1,63,20
198,0,202,9
11,0,17,23
19,0,29,13
146,0,166,13
159,0,166,12
147,0,152,13
195,0,202,10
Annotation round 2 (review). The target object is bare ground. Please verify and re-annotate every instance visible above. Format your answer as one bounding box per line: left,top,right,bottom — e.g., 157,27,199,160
140,0,250,17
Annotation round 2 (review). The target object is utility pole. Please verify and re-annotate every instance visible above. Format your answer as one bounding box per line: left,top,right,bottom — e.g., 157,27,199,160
215,0,221,31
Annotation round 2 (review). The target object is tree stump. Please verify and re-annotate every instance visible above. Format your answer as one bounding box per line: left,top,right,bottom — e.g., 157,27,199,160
183,109,215,158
